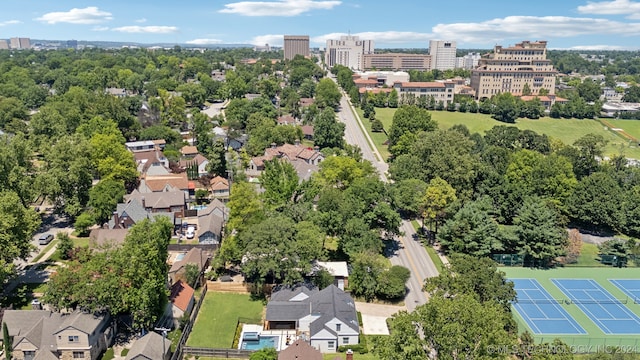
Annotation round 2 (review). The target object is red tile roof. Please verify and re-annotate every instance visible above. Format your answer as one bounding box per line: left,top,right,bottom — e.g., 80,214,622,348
399,82,445,88
169,280,194,312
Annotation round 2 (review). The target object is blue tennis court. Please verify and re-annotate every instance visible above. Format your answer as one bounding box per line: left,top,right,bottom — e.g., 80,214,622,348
511,279,586,334
610,279,640,303
552,279,640,334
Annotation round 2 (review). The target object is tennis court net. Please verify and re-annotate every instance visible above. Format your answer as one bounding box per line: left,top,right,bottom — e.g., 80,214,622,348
514,298,628,305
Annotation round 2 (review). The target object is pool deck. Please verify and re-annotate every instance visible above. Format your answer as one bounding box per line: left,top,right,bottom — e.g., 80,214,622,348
239,324,298,351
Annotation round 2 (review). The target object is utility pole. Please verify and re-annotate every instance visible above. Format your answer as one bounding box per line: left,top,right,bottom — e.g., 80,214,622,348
154,327,171,359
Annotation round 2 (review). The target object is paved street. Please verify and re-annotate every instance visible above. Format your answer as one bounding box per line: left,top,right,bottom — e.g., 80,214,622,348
336,90,439,312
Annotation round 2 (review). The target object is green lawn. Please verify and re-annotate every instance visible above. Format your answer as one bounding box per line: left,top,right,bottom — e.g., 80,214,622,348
565,243,605,268
187,292,264,348
500,267,640,347
358,106,640,160
31,239,58,263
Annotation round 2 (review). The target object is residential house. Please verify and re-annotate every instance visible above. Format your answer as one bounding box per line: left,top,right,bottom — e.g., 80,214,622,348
211,70,226,82
138,173,193,198
125,140,157,153
89,228,130,250
168,247,211,285
198,198,229,220
278,339,322,360
248,143,324,183
301,125,314,140
2,310,113,360
299,98,315,108
133,148,170,176
209,176,230,199
106,87,127,98
277,114,297,125
196,210,224,245
166,280,195,328
178,154,210,177
125,332,171,360
180,145,199,158
313,261,349,290
265,284,359,353
126,189,186,215
108,199,174,229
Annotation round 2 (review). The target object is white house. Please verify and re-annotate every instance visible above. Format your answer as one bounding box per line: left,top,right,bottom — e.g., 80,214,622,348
265,284,359,353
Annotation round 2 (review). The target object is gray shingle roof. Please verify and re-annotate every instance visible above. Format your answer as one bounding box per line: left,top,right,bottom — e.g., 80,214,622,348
125,332,171,360
265,284,358,337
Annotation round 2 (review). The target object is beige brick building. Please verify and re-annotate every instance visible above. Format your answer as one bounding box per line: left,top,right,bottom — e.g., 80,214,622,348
361,53,432,71
470,40,557,100
283,35,309,61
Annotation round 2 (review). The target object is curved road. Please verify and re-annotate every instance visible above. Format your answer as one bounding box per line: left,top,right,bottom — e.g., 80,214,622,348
336,89,439,311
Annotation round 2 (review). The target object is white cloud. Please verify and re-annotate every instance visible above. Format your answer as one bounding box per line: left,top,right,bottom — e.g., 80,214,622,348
311,31,433,45
186,38,224,45
135,18,147,23
36,7,112,24
112,26,179,34
92,26,109,31
0,20,21,26
250,34,284,46
577,0,640,18
431,16,640,44
563,44,630,50
219,0,341,16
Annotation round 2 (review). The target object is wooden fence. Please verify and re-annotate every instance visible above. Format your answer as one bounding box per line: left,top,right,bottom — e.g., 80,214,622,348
181,347,253,358
170,282,208,360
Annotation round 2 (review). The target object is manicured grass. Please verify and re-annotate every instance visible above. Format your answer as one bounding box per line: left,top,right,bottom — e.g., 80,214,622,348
360,106,640,160
565,242,605,268
100,348,114,360
425,246,444,273
354,107,392,160
187,292,264,348
323,353,379,360
120,348,129,356
31,239,58,263
500,267,640,347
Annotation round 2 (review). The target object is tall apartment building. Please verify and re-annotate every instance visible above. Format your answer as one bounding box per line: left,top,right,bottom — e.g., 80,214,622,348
0,40,8,50
429,40,456,71
283,35,309,60
470,40,557,100
362,53,432,71
325,35,374,70
10,37,30,49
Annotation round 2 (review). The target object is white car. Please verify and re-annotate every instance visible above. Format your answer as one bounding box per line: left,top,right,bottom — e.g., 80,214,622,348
186,226,195,239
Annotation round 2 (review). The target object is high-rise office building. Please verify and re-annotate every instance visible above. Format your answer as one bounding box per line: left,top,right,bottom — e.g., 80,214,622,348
325,35,374,70
283,35,309,60
0,40,8,50
429,40,457,71
10,37,30,49
470,40,557,100
456,52,481,69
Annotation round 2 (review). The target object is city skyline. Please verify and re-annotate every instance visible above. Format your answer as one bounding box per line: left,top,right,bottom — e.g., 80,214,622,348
2,0,640,49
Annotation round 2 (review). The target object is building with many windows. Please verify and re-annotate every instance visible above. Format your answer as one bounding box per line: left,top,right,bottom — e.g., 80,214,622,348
361,53,431,71
429,40,457,70
283,35,309,60
456,52,481,69
325,35,374,70
470,40,557,100
10,37,30,49
393,81,455,106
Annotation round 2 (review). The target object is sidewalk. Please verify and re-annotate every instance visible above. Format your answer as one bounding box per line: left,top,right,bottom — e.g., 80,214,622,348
2,243,58,296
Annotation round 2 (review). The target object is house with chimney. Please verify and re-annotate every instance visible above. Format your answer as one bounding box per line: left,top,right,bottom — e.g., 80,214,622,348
138,173,193,198
248,143,324,182
108,198,174,229
125,189,186,215
133,148,170,176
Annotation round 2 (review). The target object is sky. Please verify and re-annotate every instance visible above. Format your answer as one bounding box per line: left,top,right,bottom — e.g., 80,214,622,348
2,0,640,49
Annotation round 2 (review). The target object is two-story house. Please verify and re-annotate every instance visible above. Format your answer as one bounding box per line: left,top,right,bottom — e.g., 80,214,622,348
265,284,359,353
2,310,112,360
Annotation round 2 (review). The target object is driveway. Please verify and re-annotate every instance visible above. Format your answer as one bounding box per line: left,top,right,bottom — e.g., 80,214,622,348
355,302,405,335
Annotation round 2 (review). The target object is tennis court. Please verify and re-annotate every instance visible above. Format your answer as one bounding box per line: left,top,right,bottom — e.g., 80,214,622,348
610,279,640,303
511,278,586,335
552,279,640,334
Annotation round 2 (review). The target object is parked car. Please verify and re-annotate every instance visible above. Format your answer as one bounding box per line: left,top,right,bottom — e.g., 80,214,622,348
38,233,54,245
186,226,195,239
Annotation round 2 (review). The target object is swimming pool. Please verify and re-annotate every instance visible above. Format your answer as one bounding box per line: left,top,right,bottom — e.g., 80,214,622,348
175,253,186,261
240,335,279,350
191,204,208,211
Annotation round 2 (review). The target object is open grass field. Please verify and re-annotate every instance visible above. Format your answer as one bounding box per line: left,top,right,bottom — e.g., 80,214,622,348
565,243,606,268
501,267,640,348
357,106,640,160
187,292,264,348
